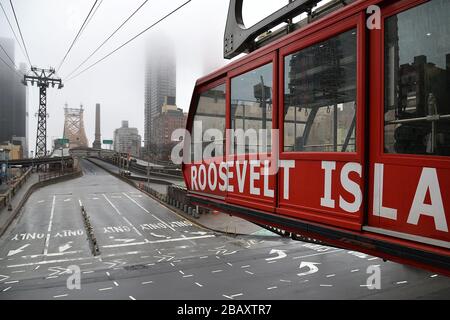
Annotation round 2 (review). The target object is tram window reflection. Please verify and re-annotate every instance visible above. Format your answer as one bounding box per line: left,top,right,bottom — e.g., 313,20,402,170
384,0,450,156
230,63,273,155
284,28,357,153
191,84,226,161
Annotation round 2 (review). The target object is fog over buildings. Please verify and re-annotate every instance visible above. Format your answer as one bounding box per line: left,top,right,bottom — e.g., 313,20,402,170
0,0,296,154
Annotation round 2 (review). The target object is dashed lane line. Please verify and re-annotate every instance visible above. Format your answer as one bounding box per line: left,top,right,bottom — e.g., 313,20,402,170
292,249,344,260
101,235,215,249
43,195,56,256
102,194,144,237
122,193,176,231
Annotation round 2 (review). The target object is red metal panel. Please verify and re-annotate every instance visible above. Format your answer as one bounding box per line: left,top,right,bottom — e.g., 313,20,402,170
277,13,366,231
367,0,450,245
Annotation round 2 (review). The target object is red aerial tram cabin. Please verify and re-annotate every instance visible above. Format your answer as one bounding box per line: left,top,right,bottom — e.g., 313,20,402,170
182,0,450,276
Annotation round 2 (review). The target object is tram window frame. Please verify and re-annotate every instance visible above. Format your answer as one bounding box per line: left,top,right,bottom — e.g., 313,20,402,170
279,14,365,162
188,80,227,163
283,28,358,154
228,53,278,157
382,0,450,158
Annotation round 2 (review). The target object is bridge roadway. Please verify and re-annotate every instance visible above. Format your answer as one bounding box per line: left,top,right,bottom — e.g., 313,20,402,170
0,159,448,300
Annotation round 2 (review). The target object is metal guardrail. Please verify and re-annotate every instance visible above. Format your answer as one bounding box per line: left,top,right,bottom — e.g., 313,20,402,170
0,156,73,166
0,167,33,210
38,168,79,183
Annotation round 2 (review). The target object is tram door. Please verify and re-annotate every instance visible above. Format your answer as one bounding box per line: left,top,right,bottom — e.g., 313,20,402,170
277,14,366,231
367,0,450,246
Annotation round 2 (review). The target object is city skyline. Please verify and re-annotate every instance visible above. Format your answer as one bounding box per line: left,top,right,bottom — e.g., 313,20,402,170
0,0,292,156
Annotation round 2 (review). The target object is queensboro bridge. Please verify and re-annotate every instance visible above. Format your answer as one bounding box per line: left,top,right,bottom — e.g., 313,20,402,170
63,103,89,149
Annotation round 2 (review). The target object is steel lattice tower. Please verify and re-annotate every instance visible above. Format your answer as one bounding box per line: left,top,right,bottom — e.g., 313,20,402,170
23,67,63,157
63,104,89,149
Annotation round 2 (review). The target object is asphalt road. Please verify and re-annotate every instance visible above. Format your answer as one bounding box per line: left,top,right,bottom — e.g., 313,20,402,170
0,159,448,300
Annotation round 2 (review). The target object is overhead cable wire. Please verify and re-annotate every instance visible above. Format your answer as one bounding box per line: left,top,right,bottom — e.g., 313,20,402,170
8,0,32,66
67,0,191,82
0,42,23,75
0,53,22,78
56,0,99,73
0,1,28,66
65,0,149,79
83,0,103,33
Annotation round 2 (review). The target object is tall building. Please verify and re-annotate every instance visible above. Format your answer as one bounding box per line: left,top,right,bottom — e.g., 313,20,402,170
0,38,28,157
113,121,141,157
144,39,176,150
152,97,187,160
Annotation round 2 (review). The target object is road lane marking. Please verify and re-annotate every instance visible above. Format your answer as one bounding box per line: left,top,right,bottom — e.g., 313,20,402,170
3,287,11,292
43,195,57,256
106,272,110,277
129,296,136,300
267,286,277,290
245,271,254,275
142,281,153,285
320,284,333,287
102,194,143,237
326,274,336,278
53,294,68,298
200,256,208,259
5,280,19,284
227,262,233,267
280,279,291,283
396,281,408,285
7,256,99,268
101,235,215,249
351,269,359,273
368,257,379,261
212,270,223,273
223,293,243,299
183,275,193,278
430,274,438,278
78,199,83,207
241,265,250,269
8,244,31,257
99,287,113,291
113,281,119,287
122,193,176,231
292,249,343,260
195,282,203,287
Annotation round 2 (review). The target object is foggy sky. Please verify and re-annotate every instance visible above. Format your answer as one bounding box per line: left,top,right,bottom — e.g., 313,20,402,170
0,0,322,153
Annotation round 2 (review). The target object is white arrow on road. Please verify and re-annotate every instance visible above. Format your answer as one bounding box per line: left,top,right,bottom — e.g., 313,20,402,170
150,233,166,238
7,244,30,256
114,238,135,243
297,261,320,277
265,249,287,261
0,274,10,282
48,266,72,277
154,255,175,262
58,242,73,253
190,231,208,236
104,259,126,269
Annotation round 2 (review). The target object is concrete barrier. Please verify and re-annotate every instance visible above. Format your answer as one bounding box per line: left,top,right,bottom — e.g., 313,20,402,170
0,170,83,238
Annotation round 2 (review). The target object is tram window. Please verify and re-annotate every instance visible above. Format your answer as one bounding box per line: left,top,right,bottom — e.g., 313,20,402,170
231,63,273,155
284,29,357,153
191,84,226,161
384,0,450,156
